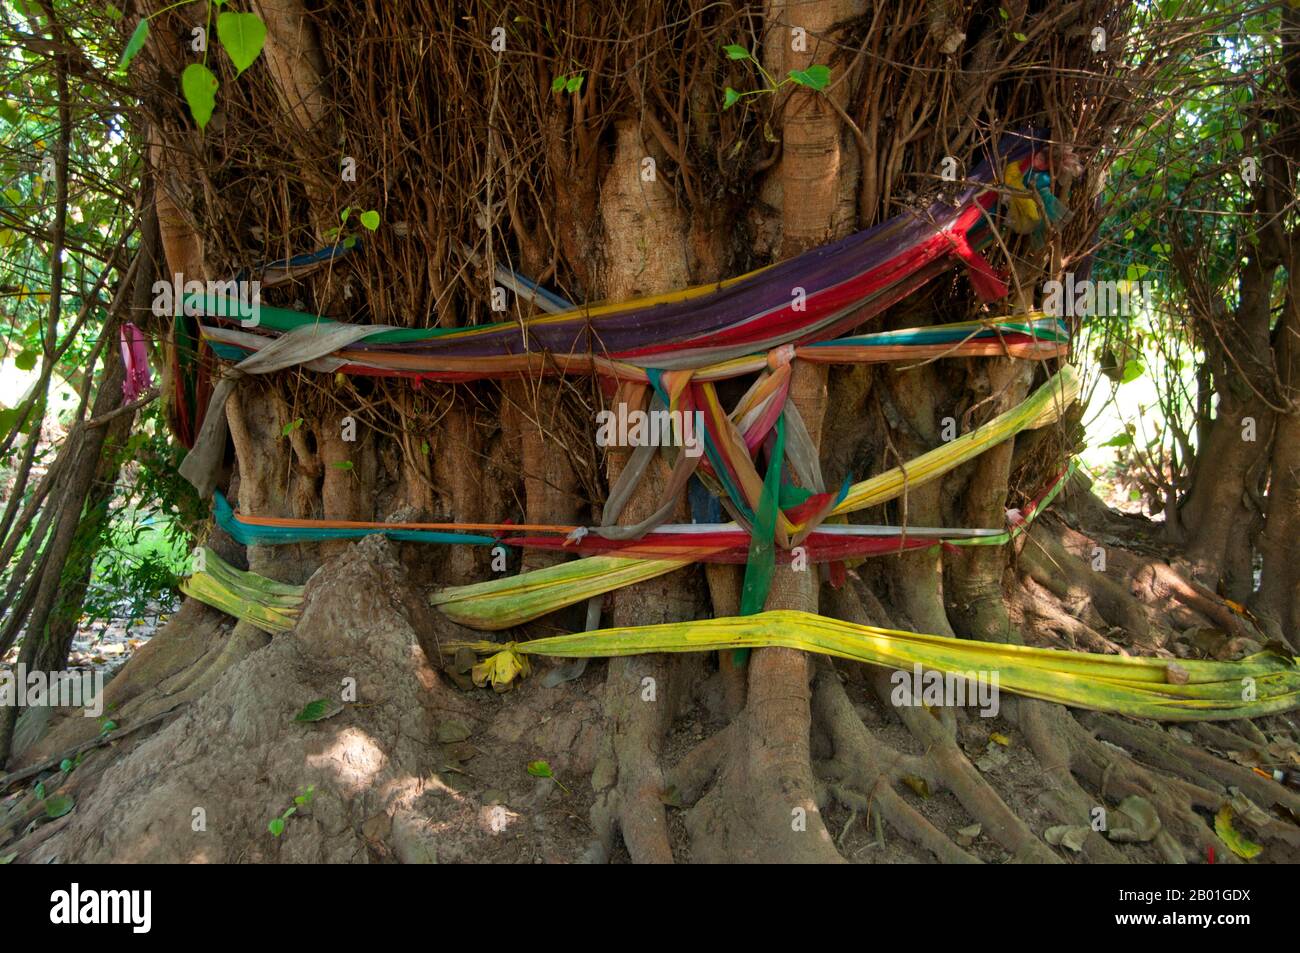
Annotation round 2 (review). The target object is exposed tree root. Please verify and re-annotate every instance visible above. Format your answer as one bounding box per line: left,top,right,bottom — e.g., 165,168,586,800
1018,523,1160,649
824,584,1059,862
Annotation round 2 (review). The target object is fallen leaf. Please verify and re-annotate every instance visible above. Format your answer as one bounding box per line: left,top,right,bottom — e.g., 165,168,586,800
1045,824,1090,851
1227,748,1264,768
436,720,471,744
901,775,932,798
1106,795,1161,843
43,794,74,819
294,698,343,723
989,732,1011,746
444,742,478,763
1215,805,1262,860
471,648,530,692
976,743,1010,773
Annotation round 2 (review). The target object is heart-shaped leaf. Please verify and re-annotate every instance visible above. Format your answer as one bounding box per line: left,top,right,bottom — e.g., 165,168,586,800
181,63,219,130
788,65,831,90
359,209,380,231
722,44,751,60
723,86,740,110
268,817,285,837
217,11,267,76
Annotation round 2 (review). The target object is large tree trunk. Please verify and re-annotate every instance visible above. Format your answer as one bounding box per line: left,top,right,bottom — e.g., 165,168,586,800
13,0,1300,867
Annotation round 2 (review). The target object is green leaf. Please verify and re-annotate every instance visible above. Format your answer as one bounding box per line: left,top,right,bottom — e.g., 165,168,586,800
1125,262,1150,280
282,806,297,820
181,63,219,130
281,418,303,436
100,719,117,736
339,206,351,224
120,19,149,70
998,6,1010,19
359,209,380,231
268,817,285,837
0,852,15,864
294,698,330,722
723,86,740,110
1120,359,1145,384
43,794,74,819
722,44,751,60
216,11,267,77
564,74,584,94
526,759,554,779
551,76,565,93
14,350,37,371
787,65,831,90
59,758,73,773
329,460,354,471
1101,432,1134,448
1013,31,1028,42
34,781,45,800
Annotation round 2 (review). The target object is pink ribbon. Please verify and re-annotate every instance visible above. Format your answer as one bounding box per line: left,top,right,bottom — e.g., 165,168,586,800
119,322,153,401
